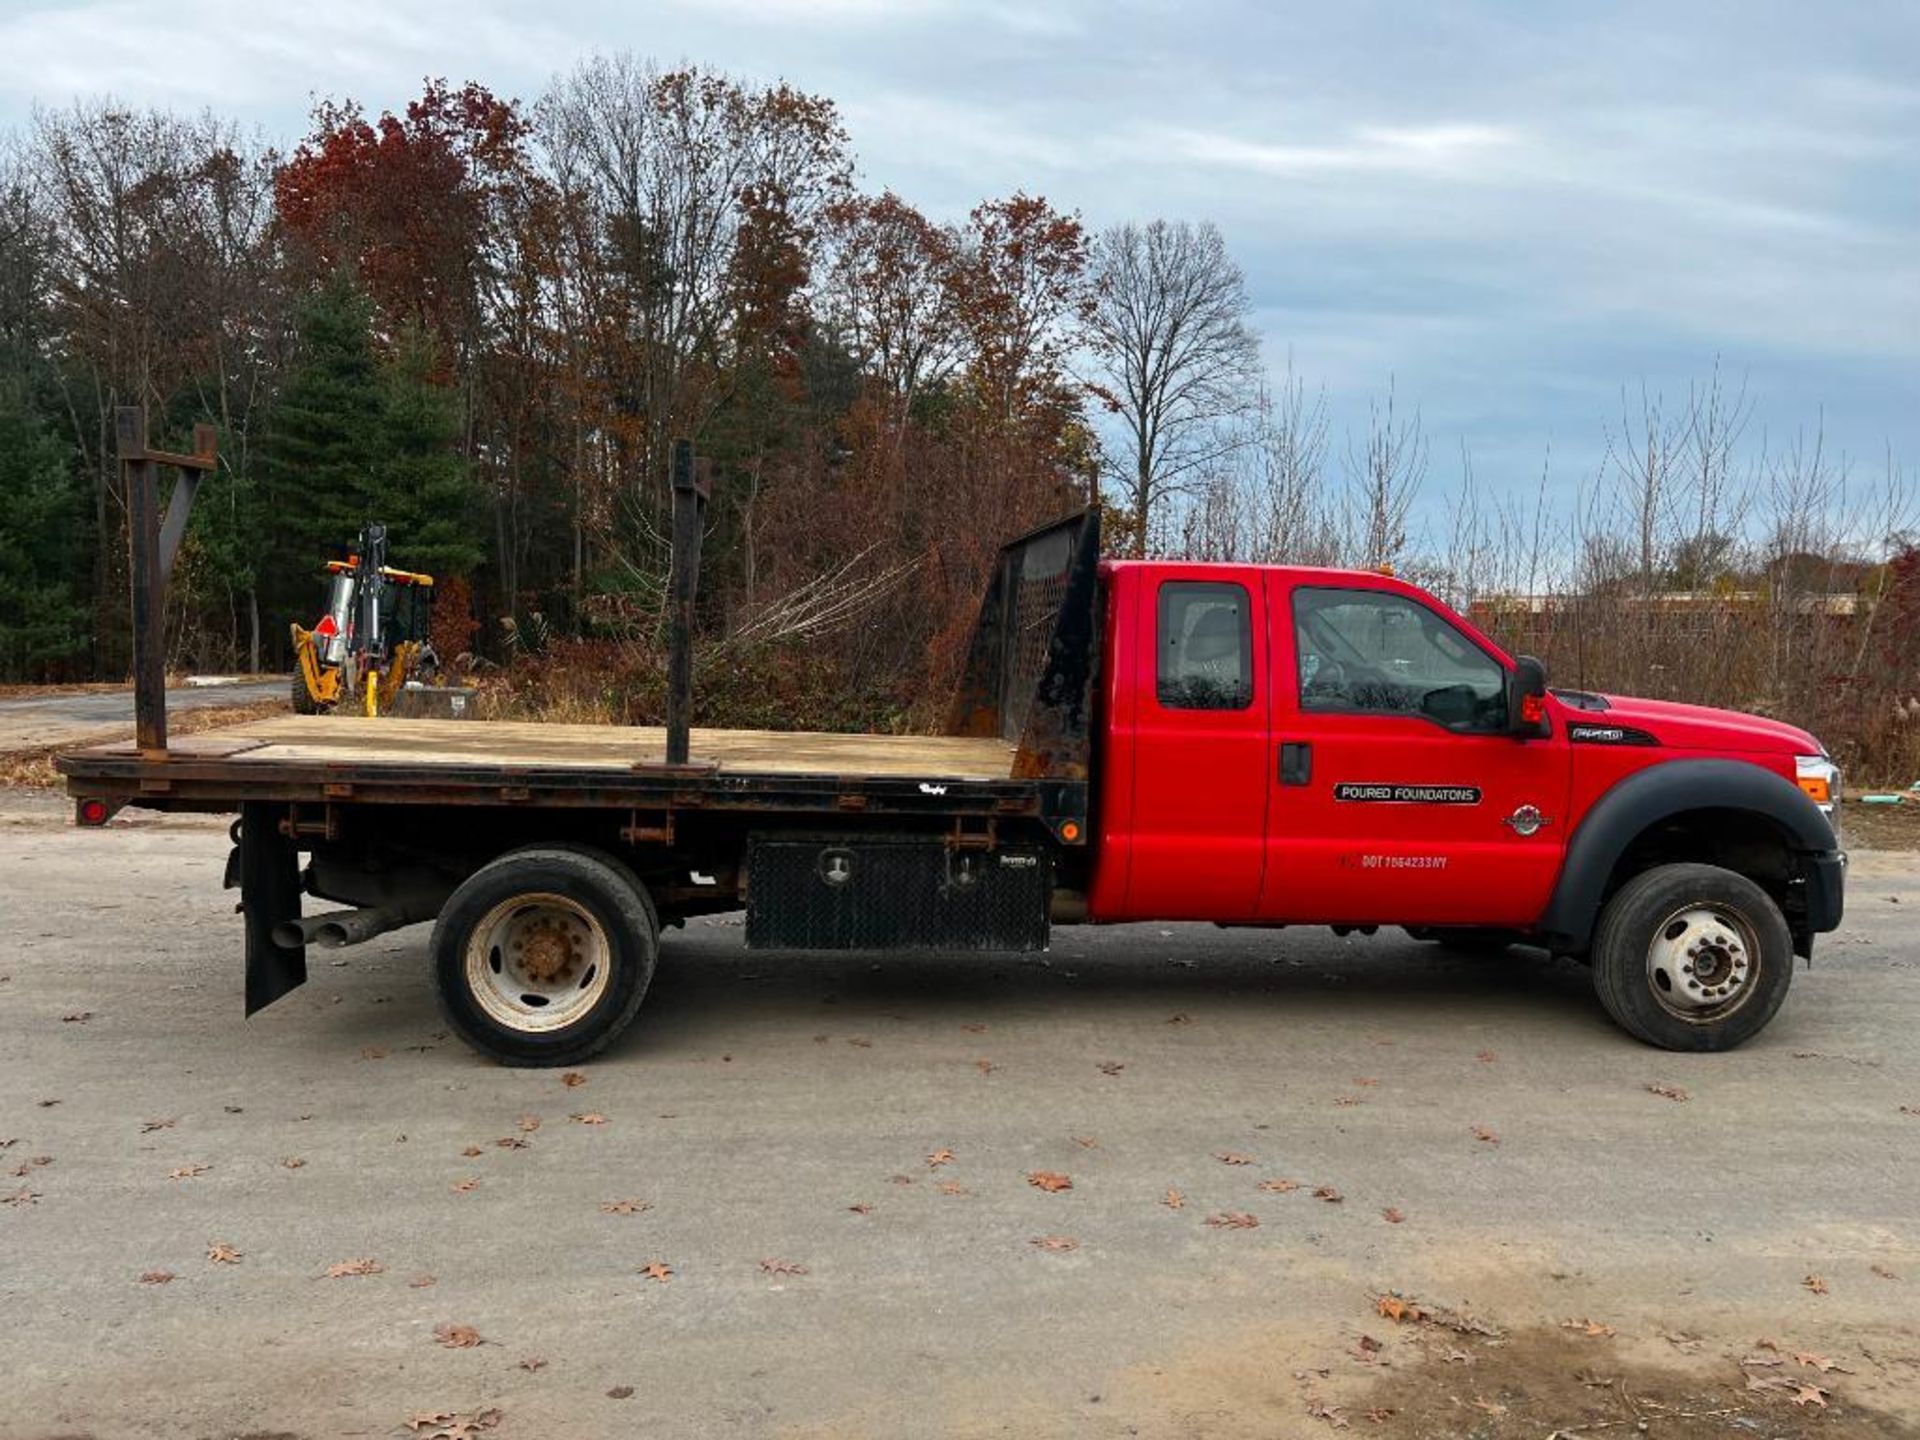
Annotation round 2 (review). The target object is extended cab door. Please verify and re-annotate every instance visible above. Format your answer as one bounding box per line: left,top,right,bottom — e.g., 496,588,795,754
1113,567,1271,920
1258,578,1570,926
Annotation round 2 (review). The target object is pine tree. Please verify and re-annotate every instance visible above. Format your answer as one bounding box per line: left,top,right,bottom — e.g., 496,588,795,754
0,385,87,678
378,324,481,581
261,273,385,581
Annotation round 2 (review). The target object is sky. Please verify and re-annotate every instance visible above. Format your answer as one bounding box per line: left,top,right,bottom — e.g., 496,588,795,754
1,0,1916,532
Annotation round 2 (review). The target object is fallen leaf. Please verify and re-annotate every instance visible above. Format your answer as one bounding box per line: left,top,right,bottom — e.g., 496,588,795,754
433,1322,482,1349
1472,1126,1499,1145
1560,1317,1615,1337
279,1157,306,1170
494,1137,528,1150
1306,1399,1349,1428
1470,1397,1507,1417
759,1258,808,1276
1206,1210,1259,1229
360,1045,387,1060
1334,1097,1364,1108
323,1258,383,1278
570,1113,608,1126
1214,1151,1253,1165
3,1187,41,1206
1790,1383,1830,1408
1258,1178,1301,1194
888,1173,915,1186
140,1118,177,1133
168,1163,209,1180
139,1269,174,1284
961,1023,987,1034
517,1114,541,1133
1029,1235,1078,1251
1794,1352,1853,1374
1871,1263,1900,1280
1027,1170,1073,1193
975,1058,996,1074
1313,1185,1344,1203
1097,1060,1125,1076
408,1273,437,1288
846,1036,872,1048
847,1203,873,1215
519,1355,547,1372
639,1261,673,1283
1166,1012,1191,1025
600,1198,650,1215
451,1177,480,1193
1353,1334,1383,1362
1741,1352,1785,1367
1354,1076,1380,1087
1803,1273,1829,1295
606,1386,634,1399
1663,1331,1704,1353
1363,1408,1395,1423
1162,1188,1185,1209
936,1180,968,1195
1645,1082,1690,1102
1381,1207,1405,1224
405,1413,457,1432
1475,1050,1496,1063
926,1147,955,1168
561,1071,586,1087
61,1011,94,1023
206,1242,242,1264
1073,1135,1100,1149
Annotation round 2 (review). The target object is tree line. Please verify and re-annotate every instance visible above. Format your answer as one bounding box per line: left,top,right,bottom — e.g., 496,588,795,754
2,57,1916,775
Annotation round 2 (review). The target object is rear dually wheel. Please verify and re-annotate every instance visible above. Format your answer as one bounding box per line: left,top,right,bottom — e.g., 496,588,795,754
431,846,658,1066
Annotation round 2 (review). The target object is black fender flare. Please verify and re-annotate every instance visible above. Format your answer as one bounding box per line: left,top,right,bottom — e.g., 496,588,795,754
1539,759,1839,951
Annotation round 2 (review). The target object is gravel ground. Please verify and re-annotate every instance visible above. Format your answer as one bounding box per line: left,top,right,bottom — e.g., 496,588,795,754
1,787,1915,1439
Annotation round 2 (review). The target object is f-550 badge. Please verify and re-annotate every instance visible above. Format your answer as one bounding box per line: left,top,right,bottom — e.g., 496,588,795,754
1333,783,1482,805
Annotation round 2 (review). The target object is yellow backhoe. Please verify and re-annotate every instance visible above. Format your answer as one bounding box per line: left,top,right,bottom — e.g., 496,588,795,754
290,523,437,717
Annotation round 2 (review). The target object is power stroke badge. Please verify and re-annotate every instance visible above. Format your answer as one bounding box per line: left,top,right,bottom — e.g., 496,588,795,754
1332,783,1482,805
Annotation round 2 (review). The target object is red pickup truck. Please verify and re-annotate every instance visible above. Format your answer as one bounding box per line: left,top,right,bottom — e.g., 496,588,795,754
60,508,1844,1064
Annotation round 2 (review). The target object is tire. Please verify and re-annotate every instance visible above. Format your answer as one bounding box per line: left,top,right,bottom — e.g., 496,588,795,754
1590,862,1792,1052
291,670,320,715
1403,926,1524,955
431,845,659,1066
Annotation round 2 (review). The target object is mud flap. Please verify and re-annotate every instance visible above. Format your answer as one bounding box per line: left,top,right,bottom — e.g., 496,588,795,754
233,802,306,1014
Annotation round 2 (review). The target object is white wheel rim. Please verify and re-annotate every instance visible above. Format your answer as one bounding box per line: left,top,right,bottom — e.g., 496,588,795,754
1645,903,1760,1022
464,892,612,1033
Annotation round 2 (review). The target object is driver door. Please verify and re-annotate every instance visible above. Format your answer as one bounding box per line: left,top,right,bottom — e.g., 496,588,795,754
1258,580,1570,925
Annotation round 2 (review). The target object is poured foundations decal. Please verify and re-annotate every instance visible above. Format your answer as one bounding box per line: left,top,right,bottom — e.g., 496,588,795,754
1332,783,1482,805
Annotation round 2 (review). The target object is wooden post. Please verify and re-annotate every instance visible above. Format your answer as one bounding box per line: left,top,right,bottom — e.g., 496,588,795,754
664,439,708,766
118,406,167,759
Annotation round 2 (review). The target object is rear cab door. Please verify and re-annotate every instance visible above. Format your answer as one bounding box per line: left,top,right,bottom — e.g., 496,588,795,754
1259,574,1571,926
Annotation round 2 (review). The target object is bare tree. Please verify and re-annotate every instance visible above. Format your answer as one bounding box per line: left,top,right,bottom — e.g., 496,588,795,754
1089,219,1261,556
1343,379,1426,570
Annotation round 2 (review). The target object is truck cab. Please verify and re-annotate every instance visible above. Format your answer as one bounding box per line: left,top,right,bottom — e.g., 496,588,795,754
1082,556,1845,1051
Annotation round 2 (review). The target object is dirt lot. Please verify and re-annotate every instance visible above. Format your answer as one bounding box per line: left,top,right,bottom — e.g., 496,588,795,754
1,788,1916,1439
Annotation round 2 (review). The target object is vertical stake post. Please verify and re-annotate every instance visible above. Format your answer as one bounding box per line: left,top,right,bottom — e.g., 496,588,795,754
665,438,708,766
119,406,167,759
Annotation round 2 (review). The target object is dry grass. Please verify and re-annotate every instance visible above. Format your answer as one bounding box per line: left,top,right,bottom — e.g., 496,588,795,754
0,699,291,791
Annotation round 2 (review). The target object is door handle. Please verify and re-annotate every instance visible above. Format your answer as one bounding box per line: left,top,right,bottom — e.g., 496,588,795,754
1278,741,1312,786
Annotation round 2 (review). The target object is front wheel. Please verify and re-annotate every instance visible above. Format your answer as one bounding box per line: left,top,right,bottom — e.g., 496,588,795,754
1590,862,1793,1051
431,846,659,1066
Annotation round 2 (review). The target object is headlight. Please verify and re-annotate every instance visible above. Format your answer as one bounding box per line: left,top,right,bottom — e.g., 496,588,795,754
1796,753,1841,840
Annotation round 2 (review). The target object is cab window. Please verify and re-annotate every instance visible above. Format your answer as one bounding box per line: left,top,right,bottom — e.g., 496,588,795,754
1294,587,1505,729
1158,582,1252,710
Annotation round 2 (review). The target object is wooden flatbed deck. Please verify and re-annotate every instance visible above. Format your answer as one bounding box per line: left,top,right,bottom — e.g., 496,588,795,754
68,714,1019,779
57,715,1082,832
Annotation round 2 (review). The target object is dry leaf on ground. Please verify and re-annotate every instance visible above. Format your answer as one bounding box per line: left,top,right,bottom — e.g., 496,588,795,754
1475,1050,1495,1063
1306,1398,1349,1427
1206,1210,1259,1229
206,1242,242,1264
1560,1317,1615,1337
1314,1185,1344,1203
519,1356,547,1372
600,1198,650,1215
974,1058,996,1074
1029,1235,1078,1251
1098,1060,1125,1075
936,1181,967,1195
409,1274,436,1288
279,1157,305,1170
168,1163,209,1180
1027,1170,1073,1192
1213,1151,1253,1165
432,1322,482,1349
1258,1178,1301,1194
570,1113,608,1125
759,1258,808,1276
461,1146,483,1157
1794,1352,1852,1374
451,1178,480,1193
1803,1273,1829,1295
494,1137,528,1150
1162,1188,1185,1209
139,1118,176,1133
517,1114,540,1133
323,1258,383,1278
1472,1126,1499,1145
1381,1207,1405,1223
847,1203,873,1215
1870,1263,1900,1280
139,1269,174,1284
926,1147,955,1167
639,1261,673,1282
1645,1083,1690,1101
560,1071,586,1087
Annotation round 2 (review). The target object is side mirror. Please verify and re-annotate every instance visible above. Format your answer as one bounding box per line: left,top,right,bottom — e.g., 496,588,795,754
1506,655,1550,738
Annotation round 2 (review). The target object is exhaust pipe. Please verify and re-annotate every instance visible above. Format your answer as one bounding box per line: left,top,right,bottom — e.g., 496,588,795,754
273,904,422,951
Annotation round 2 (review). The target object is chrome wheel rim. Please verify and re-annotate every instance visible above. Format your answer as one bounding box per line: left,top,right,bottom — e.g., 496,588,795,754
464,892,611,1033
1645,903,1760,1022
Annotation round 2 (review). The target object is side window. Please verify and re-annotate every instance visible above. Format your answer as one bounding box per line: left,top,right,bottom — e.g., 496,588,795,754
1157,582,1252,710
1294,587,1506,729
